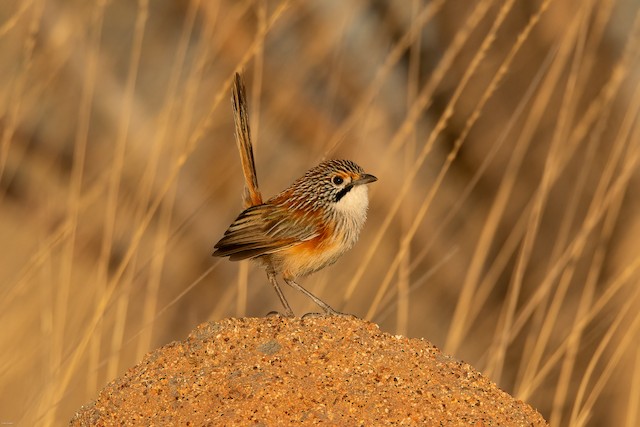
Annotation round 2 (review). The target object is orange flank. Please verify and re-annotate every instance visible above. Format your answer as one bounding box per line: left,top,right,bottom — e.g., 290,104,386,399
213,159,376,315
272,225,347,280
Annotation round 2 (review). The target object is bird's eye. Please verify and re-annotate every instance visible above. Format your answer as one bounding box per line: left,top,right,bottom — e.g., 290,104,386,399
332,176,344,186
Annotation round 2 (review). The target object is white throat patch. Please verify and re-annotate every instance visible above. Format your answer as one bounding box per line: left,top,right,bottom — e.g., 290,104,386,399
334,184,369,220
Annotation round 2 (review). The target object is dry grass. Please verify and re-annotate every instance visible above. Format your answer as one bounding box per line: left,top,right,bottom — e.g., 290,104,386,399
1,1,639,425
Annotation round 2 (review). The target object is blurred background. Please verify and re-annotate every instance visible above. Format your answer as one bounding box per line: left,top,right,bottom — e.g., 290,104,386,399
1,0,639,425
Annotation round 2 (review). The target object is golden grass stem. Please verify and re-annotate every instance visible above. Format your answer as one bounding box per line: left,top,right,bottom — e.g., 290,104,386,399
344,0,494,306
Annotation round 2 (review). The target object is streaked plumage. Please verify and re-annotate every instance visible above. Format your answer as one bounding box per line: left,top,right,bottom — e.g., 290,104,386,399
213,159,377,314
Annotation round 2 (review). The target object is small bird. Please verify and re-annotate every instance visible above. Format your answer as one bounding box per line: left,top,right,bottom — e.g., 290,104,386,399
213,159,377,317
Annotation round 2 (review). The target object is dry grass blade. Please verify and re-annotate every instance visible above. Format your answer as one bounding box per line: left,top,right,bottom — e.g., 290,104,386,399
571,297,640,426
2,1,639,425
626,349,640,427
343,0,495,305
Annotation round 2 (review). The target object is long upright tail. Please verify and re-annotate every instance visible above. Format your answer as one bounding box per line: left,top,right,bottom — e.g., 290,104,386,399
231,72,263,208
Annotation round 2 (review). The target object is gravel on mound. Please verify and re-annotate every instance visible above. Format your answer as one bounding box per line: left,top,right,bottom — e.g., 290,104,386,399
71,316,547,426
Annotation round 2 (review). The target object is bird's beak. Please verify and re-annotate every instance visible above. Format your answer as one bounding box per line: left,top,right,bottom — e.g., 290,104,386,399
354,173,377,185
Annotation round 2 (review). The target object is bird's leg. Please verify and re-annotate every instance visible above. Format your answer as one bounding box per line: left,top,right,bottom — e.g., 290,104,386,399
283,278,345,316
266,271,295,317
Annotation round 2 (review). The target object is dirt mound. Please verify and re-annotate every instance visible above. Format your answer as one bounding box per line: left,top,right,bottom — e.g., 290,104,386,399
71,316,547,425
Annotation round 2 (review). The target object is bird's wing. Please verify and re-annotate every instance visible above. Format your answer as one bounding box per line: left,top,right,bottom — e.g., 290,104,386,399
212,204,319,260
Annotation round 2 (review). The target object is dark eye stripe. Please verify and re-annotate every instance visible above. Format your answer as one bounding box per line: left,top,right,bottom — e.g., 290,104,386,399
335,185,352,202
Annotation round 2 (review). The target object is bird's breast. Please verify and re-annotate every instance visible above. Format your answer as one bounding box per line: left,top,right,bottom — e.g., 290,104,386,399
265,184,370,279
272,219,360,280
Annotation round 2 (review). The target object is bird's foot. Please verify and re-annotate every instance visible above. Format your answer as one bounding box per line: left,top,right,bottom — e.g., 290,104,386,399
266,309,295,318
